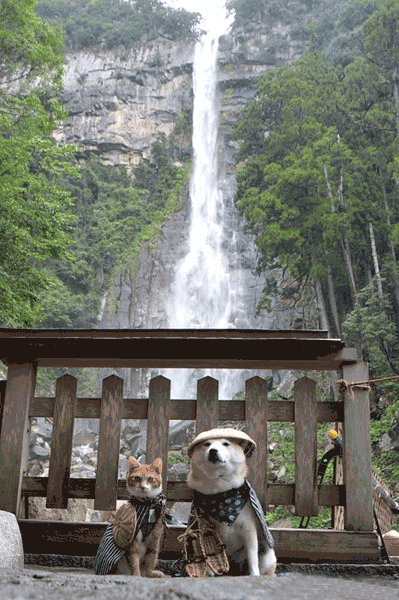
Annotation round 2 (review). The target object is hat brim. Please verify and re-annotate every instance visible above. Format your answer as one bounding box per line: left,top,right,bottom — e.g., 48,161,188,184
187,428,256,459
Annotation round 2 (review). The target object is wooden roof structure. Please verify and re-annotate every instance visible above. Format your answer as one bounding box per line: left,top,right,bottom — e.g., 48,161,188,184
0,328,357,370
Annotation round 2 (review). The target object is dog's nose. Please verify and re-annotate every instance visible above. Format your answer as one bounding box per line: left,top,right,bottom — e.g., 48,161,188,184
208,448,219,463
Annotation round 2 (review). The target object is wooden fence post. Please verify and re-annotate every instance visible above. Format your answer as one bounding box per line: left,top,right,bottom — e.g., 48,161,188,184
196,376,219,434
147,376,170,493
0,379,6,436
47,374,77,508
342,361,373,531
294,376,318,516
94,375,124,511
245,376,268,507
0,363,36,515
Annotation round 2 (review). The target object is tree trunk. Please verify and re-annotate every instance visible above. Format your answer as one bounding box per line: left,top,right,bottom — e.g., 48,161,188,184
327,263,341,337
393,72,399,137
310,248,330,334
323,164,358,305
369,222,383,298
315,277,330,334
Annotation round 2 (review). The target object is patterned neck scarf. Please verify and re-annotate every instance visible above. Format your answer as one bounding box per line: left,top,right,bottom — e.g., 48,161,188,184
94,492,167,575
128,493,167,540
191,484,248,526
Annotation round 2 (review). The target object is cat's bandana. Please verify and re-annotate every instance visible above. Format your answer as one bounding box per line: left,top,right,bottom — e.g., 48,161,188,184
94,493,167,575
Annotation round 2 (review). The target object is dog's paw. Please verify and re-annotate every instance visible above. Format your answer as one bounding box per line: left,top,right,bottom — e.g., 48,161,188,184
145,569,165,578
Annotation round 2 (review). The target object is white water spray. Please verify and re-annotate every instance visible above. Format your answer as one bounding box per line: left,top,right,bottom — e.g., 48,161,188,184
163,1,255,401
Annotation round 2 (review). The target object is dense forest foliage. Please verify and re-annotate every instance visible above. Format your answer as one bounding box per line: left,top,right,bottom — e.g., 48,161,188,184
233,0,399,483
0,0,190,329
36,0,200,49
0,0,77,326
231,0,377,66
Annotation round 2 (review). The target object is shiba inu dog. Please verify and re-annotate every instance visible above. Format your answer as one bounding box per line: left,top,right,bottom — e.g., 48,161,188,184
186,428,277,577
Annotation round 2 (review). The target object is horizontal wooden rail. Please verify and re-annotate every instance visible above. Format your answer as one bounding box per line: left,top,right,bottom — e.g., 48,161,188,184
22,477,346,507
29,397,344,422
18,520,379,562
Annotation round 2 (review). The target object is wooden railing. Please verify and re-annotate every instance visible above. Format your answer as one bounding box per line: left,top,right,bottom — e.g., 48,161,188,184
22,374,345,511
0,329,379,562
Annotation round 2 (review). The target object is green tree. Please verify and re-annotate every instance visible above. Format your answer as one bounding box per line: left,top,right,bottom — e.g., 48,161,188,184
36,0,200,50
234,50,399,334
0,0,77,326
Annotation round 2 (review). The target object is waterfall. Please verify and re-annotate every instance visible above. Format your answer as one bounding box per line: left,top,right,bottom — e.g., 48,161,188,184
164,1,250,400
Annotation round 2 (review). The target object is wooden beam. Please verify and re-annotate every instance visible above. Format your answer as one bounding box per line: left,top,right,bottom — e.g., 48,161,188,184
146,376,170,492
22,477,345,506
294,377,318,516
195,376,219,434
94,375,123,511
0,363,36,515
0,328,331,340
46,375,77,508
244,376,268,507
0,329,354,371
0,379,6,436
269,528,379,562
18,520,379,562
28,397,344,423
342,361,373,531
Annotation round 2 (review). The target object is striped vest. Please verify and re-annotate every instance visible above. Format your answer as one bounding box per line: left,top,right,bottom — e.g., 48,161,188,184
94,493,166,575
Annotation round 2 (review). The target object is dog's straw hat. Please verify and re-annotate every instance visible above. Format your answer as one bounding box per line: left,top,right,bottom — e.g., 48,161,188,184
187,428,256,459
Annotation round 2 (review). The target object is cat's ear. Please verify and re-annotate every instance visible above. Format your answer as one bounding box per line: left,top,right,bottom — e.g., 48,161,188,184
150,458,162,473
128,456,140,469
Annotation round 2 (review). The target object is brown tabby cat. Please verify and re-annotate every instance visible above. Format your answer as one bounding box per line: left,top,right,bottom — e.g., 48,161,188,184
116,457,166,577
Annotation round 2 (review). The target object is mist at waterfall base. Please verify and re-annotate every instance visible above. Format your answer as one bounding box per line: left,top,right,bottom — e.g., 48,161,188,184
161,0,260,402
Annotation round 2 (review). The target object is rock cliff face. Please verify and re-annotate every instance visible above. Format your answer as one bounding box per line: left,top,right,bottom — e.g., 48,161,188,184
54,37,195,168
55,22,305,168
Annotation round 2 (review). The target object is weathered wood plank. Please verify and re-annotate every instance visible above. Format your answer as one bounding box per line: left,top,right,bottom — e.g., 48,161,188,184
29,397,344,423
294,377,318,516
342,361,373,531
0,379,6,436
22,477,345,506
270,528,379,562
94,375,124,511
46,375,77,509
18,520,379,561
244,377,268,506
195,376,219,434
162,527,379,562
146,376,170,492
3,328,330,340
0,329,353,371
0,363,36,514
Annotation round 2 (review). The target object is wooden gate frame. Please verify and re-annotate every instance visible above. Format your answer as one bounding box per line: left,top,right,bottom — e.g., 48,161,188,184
0,328,379,563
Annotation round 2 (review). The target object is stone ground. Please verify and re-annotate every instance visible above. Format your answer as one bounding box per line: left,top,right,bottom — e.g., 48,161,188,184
1,565,399,600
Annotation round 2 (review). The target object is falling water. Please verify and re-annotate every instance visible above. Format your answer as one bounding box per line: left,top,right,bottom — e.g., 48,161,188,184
165,2,250,399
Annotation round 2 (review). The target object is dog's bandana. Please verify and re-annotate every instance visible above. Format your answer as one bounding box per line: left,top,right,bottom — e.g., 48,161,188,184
190,480,275,549
94,493,167,575
192,484,248,525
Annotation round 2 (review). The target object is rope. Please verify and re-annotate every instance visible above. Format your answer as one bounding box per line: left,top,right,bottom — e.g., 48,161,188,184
337,375,399,400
